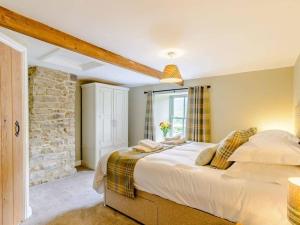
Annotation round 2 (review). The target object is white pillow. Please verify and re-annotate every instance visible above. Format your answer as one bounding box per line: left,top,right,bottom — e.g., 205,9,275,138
195,145,218,166
223,162,300,185
248,129,299,143
228,130,300,165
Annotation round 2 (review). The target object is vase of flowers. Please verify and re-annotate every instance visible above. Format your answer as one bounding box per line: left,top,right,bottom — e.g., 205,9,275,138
159,121,171,138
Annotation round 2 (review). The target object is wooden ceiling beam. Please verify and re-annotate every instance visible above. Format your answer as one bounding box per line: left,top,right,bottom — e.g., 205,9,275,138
0,6,163,79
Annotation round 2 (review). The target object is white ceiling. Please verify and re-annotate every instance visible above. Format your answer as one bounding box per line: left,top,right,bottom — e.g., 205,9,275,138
1,0,300,87
0,28,159,86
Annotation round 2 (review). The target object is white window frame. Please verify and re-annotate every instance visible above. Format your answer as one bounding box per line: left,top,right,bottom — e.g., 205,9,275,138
169,94,188,137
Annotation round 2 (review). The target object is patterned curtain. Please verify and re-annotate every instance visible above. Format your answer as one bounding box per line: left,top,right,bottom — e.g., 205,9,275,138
186,86,211,142
144,91,155,140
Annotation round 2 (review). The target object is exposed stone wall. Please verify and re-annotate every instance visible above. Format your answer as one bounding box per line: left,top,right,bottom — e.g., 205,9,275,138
29,66,76,186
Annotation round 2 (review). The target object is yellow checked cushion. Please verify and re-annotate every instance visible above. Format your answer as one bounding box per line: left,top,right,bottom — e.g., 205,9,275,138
210,128,257,169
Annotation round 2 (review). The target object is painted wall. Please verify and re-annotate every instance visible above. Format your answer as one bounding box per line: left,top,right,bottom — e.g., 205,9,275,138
129,67,294,146
294,55,300,106
294,55,300,136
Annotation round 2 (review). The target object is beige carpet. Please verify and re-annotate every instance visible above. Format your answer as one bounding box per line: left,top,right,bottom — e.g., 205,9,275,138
22,169,138,225
47,204,139,225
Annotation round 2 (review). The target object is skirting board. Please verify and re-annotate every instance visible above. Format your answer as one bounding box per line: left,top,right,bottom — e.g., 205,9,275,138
105,186,234,225
75,160,82,167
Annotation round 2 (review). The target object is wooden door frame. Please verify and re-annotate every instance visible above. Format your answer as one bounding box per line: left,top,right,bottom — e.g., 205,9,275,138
0,32,31,220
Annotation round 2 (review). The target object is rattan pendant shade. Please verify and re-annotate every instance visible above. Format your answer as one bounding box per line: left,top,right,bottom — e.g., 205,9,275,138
160,64,183,83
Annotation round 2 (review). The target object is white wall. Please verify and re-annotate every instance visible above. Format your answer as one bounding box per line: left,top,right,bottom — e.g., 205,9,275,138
294,55,300,106
294,55,300,136
129,67,294,146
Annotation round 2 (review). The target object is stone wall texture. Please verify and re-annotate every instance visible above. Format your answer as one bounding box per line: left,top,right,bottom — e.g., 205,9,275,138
29,66,76,186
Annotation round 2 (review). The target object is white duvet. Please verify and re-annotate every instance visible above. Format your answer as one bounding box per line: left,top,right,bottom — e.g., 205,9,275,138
93,142,290,225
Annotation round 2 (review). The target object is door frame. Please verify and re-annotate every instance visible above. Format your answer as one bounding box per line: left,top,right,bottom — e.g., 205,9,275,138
0,32,31,219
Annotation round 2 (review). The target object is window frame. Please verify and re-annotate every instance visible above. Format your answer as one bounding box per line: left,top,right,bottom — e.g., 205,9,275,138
169,93,188,137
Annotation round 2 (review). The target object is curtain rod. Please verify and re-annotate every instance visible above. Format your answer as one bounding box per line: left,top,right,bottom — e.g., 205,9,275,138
144,85,211,94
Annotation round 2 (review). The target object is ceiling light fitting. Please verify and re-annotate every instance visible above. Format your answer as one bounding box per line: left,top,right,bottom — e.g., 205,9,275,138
160,51,183,83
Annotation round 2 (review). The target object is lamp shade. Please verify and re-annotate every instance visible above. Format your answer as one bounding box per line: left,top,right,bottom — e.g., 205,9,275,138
288,177,300,225
160,64,183,83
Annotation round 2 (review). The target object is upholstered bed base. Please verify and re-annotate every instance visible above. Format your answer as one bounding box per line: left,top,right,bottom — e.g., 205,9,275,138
105,186,234,225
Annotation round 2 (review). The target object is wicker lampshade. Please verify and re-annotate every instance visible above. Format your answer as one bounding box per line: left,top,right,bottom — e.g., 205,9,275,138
160,64,183,83
288,177,300,225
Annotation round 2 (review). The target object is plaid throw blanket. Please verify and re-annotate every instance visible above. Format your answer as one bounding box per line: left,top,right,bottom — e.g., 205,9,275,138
107,147,171,198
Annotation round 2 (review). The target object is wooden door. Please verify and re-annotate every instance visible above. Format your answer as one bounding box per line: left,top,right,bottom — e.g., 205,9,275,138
0,41,24,225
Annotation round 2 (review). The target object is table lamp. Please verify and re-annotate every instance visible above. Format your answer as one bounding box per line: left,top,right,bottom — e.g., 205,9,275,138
288,177,300,225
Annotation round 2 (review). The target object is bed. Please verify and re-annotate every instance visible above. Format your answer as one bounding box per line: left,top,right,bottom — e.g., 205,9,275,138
94,142,291,225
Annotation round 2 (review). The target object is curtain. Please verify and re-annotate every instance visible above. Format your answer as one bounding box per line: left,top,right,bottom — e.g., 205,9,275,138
144,91,155,140
186,86,211,142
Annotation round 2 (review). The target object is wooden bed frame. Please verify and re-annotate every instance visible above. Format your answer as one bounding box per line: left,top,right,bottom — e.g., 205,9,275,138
104,184,235,225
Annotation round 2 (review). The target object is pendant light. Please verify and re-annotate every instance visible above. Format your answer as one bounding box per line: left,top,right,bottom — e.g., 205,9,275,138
160,52,183,83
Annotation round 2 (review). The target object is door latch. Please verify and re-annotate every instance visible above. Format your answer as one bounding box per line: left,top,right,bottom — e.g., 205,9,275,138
15,121,20,137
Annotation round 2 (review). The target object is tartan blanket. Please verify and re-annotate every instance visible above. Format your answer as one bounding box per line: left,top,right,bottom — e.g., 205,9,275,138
107,147,171,198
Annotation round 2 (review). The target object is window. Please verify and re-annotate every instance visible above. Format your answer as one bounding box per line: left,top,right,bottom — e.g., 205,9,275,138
169,94,188,137
153,91,188,141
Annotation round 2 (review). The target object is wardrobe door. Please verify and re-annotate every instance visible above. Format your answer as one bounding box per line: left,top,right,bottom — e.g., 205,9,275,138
0,42,24,225
113,90,128,148
97,87,114,154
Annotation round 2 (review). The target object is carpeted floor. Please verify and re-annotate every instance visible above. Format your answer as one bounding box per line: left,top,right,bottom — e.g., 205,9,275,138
22,169,138,225
47,204,139,225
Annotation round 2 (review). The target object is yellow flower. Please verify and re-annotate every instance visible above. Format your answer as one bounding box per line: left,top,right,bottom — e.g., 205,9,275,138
159,121,170,129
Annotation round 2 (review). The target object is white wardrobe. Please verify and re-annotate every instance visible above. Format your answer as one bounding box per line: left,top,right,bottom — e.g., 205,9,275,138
81,83,128,169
